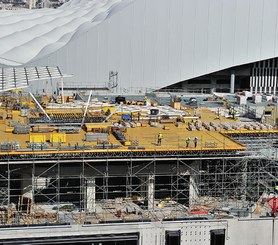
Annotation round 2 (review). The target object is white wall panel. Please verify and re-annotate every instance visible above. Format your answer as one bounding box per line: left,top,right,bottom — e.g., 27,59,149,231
142,0,157,88
27,0,278,93
130,0,145,89
207,0,222,72
168,0,183,83
247,0,264,61
233,0,249,65
220,0,236,68
261,0,277,58
193,0,209,76
119,6,133,91
180,0,196,80
154,0,170,87
97,24,109,86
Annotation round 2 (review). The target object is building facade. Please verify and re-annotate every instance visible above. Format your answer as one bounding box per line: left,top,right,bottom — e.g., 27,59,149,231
1,0,278,94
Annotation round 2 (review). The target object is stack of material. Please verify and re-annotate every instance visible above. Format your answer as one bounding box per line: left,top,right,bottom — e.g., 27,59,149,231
28,142,49,149
202,121,214,131
210,122,221,131
255,122,267,130
0,142,20,151
32,125,55,133
244,123,254,130
265,124,273,130
188,122,196,131
94,144,121,149
13,125,30,134
221,122,232,130
58,127,80,134
252,124,261,130
232,122,244,130
113,130,127,143
86,133,108,142
195,121,204,131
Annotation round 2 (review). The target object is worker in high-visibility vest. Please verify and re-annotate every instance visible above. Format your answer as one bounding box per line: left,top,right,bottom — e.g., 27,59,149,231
193,137,198,148
157,132,163,146
186,137,191,148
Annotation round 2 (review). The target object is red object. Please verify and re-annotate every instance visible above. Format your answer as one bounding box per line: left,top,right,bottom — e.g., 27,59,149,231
116,210,121,217
188,209,209,215
268,197,278,217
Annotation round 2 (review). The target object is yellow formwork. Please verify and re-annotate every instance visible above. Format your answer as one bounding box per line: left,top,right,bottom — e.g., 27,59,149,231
5,127,13,133
50,133,66,143
30,134,46,143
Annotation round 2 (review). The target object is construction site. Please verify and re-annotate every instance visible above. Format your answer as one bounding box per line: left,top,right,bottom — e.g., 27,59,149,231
0,80,278,244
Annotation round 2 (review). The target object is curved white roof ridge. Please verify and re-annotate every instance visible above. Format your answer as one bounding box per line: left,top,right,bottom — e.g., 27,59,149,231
0,0,134,66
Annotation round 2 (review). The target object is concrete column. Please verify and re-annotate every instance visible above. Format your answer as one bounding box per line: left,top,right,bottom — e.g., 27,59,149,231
86,178,96,213
250,76,253,94
189,175,199,206
147,175,155,210
230,70,235,94
22,173,33,200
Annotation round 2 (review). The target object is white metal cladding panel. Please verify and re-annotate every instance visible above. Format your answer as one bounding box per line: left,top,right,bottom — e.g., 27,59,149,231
119,6,133,91
233,0,249,65
180,0,196,80
247,0,264,61
155,0,170,87
97,24,109,85
219,0,236,69
106,15,121,86
130,0,145,89
261,0,278,58
142,0,156,88
88,27,99,85
168,0,183,83
207,0,222,72
193,0,210,76
28,0,278,91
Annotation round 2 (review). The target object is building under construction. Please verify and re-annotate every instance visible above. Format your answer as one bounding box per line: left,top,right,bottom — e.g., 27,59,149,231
0,84,277,244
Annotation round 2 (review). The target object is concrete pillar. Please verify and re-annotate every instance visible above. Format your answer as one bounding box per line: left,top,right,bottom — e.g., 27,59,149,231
147,175,155,210
230,70,235,94
22,173,33,200
86,178,96,213
189,175,199,206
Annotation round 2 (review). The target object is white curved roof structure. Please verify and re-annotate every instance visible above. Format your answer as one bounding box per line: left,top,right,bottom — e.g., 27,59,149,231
1,0,278,93
0,0,133,66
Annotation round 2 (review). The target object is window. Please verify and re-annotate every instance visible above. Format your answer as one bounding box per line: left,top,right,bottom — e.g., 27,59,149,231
210,229,225,245
165,230,181,245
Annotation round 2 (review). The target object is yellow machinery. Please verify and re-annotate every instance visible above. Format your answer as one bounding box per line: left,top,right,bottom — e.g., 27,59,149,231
50,133,66,143
29,134,46,143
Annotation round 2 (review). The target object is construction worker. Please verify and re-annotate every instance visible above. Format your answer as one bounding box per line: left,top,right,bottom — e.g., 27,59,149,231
157,132,163,146
186,137,191,148
193,137,198,148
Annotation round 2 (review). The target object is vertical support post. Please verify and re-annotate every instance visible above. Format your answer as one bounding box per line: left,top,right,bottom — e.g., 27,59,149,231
274,68,277,95
86,178,96,213
189,175,198,206
7,160,10,206
147,175,155,210
57,160,60,217
61,76,64,104
230,70,235,94
241,159,247,202
32,161,35,224
255,68,258,94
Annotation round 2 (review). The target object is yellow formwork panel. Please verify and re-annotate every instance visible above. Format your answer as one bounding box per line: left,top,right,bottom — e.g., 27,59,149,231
50,133,66,143
30,134,46,143
5,127,14,133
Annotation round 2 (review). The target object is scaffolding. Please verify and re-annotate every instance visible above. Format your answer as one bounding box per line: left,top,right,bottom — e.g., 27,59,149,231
0,137,276,225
